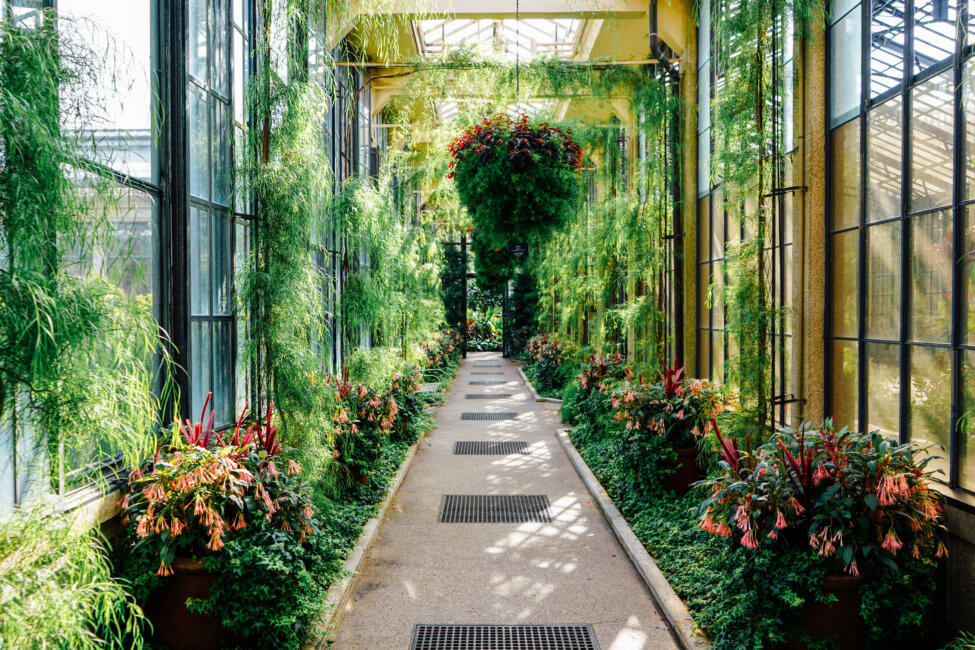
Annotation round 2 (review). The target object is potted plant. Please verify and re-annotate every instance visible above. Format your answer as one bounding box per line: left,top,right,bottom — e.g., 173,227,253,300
120,396,315,650
696,420,947,649
330,375,398,486
609,362,727,494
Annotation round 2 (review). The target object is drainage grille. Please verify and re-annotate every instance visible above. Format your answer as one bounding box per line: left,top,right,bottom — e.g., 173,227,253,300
453,441,530,455
438,495,552,523
465,393,513,399
410,624,598,649
471,371,505,375
469,380,508,385
460,412,518,421
472,362,503,368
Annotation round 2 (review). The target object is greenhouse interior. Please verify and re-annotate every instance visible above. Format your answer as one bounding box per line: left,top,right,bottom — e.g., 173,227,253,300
1,0,975,648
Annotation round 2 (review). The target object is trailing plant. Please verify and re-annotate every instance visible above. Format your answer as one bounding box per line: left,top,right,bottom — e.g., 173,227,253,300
0,13,169,496
0,506,147,650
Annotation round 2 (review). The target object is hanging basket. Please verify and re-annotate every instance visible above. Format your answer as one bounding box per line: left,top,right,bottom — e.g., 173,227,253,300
448,114,584,259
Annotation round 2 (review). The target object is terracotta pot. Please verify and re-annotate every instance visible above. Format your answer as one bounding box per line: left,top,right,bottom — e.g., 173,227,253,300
789,574,867,650
660,446,703,495
351,467,370,485
145,556,225,650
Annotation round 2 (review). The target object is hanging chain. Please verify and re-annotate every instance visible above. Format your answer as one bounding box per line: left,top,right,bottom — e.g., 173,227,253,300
515,0,520,105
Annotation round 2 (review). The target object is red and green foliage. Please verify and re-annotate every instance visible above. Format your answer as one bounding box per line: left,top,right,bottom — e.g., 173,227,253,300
609,362,727,448
697,420,948,575
448,114,584,275
121,396,315,576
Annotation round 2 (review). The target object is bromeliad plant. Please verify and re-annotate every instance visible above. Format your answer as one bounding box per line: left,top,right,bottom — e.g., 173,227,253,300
697,420,948,576
609,362,726,448
121,397,316,576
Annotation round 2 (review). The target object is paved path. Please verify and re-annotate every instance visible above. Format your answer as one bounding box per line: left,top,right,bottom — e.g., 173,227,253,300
330,352,680,650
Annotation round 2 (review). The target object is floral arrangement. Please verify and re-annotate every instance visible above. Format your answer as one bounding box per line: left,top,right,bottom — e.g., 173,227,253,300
609,362,726,448
327,371,399,480
121,396,316,576
422,328,462,371
697,420,948,576
447,114,584,281
574,352,631,394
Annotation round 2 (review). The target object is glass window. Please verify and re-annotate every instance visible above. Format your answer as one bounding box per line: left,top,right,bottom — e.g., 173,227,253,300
831,230,859,338
830,7,861,126
909,210,952,343
865,221,901,340
831,0,859,23
962,351,975,490
964,61,975,200
910,71,954,212
909,345,952,478
867,342,900,438
913,0,956,76
870,0,905,98
831,340,859,430
965,205,975,344
830,119,861,230
866,97,902,222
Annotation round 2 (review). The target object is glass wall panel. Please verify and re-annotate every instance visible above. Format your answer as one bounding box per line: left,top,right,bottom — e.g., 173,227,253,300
909,210,952,343
913,0,957,75
831,340,859,430
830,7,861,126
830,118,861,230
965,205,975,344
867,97,902,222
870,0,905,98
909,345,952,477
962,351,975,490
865,221,901,339
831,230,859,338
910,71,954,212
966,60,975,199
866,342,900,438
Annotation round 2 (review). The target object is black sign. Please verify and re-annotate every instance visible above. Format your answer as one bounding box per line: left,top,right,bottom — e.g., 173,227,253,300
508,242,529,259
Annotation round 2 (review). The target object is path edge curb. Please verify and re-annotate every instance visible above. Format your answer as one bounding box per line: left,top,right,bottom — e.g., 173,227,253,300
304,418,429,648
556,427,712,650
516,363,564,404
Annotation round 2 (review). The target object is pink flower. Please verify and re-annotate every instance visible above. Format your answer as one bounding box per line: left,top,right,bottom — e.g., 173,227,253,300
881,529,903,554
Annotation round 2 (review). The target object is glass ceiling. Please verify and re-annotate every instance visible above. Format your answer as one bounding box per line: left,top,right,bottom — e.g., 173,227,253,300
434,98,555,122
414,18,584,61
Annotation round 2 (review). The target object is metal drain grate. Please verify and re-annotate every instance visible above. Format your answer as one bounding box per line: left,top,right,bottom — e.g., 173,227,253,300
453,441,530,455
460,412,518,421
465,393,513,399
437,495,552,523
469,380,508,385
411,625,599,649
472,362,503,368
471,371,505,375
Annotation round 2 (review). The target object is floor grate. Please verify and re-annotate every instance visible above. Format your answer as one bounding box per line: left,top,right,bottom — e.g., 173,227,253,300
469,380,509,385
460,412,518,421
438,495,552,523
465,393,513,399
471,371,505,375
410,624,598,649
454,441,530,455
472,362,503,368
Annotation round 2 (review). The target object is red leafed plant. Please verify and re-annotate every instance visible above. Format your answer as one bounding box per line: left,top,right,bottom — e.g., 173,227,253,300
121,400,314,576
697,420,948,576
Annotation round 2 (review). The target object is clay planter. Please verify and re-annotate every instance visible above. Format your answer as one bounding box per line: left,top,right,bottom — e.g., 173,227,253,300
660,446,703,495
351,467,370,486
789,574,867,650
145,556,225,650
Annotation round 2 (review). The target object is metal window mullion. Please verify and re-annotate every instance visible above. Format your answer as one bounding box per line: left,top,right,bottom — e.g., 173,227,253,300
898,0,913,446
857,0,869,432
949,4,967,487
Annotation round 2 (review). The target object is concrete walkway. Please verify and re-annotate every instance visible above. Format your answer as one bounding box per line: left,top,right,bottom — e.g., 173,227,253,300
330,352,680,650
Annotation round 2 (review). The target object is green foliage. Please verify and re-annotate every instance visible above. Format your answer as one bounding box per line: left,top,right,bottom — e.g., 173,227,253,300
0,13,168,490
333,176,443,350
439,242,466,331
238,8,334,481
0,507,147,650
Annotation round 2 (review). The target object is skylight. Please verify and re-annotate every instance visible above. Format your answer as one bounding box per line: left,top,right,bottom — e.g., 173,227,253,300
434,98,556,122
415,18,584,61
